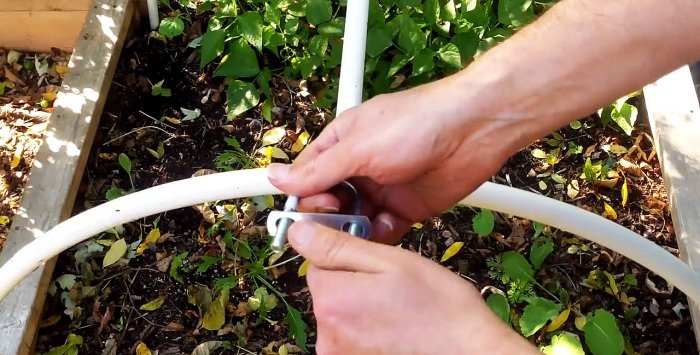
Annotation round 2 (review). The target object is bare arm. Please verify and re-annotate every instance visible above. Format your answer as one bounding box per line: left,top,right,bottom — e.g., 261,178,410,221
450,0,700,153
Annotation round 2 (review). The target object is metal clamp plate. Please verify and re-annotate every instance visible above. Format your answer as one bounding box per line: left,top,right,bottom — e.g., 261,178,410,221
266,211,372,239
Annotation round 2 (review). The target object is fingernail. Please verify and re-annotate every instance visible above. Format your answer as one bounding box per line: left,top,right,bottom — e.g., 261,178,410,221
267,163,290,183
378,214,394,232
319,206,340,213
288,221,314,250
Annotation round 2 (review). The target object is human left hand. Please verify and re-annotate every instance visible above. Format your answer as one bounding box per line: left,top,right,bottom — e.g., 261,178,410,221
287,221,540,355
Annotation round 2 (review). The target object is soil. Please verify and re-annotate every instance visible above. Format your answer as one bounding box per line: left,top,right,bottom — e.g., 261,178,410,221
29,21,697,355
0,48,69,253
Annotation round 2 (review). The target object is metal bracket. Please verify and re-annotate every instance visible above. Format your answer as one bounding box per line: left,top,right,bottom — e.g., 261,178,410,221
267,211,372,239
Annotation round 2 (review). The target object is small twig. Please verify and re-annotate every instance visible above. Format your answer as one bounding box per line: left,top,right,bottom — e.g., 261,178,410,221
263,254,302,270
102,125,175,145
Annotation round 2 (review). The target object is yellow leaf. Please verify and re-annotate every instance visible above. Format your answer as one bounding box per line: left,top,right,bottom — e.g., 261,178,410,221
42,92,57,102
531,149,547,159
279,344,289,355
10,143,23,169
567,180,580,200
103,239,127,267
291,131,311,153
55,64,69,75
269,147,289,160
298,259,311,277
164,116,181,125
255,146,289,167
262,127,286,146
603,203,617,219
203,289,228,330
412,222,424,229
98,153,118,160
538,180,547,190
621,179,628,207
440,242,464,262
140,295,167,311
574,316,587,331
136,342,152,355
0,215,9,225
609,144,628,155
546,307,571,332
137,228,161,254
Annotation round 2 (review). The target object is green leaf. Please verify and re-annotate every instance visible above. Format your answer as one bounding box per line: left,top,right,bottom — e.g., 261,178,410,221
105,187,124,201
237,12,264,52
472,208,494,237
533,221,544,237
520,297,562,337
412,48,435,76
318,17,345,37
450,30,479,63
200,29,225,68
366,26,393,57
103,239,127,267
486,293,510,325
170,252,189,284
306,0,332,25
196,256,221,274
151,80,171,97
203,289,229,330
570,120,582,129
140,295,167,311
501,251,534,283
226,80,260,119
159,16,185,38
287,305,309,351
530,237,554,269
214,39,259,78
257,67,272,97
388,52,411,77
611,103,637,136
398,14,425,55
583,309,624,355
422,0,439,24
498,0,534,27
437,43,462,69
44,334,83,355
309,35,329,57
542,332,585,355
118,153,132,175
442,0,457,20
584,157,596,182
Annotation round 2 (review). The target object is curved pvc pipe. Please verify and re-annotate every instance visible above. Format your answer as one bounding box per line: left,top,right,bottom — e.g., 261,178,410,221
1,171,699,304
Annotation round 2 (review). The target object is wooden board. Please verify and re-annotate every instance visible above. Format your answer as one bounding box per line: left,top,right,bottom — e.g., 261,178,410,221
643,65,700,352
0,11,88,52
0,0,134,354
2,0,91,12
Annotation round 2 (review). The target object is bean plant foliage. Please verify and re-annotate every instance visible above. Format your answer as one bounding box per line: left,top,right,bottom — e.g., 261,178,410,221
158,0,556,120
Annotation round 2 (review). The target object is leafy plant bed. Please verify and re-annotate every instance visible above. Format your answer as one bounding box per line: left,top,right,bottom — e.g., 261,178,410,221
32,1,697,355
0,48,69,253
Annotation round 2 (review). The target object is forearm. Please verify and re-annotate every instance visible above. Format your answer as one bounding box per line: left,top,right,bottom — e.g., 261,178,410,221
448,0,700,152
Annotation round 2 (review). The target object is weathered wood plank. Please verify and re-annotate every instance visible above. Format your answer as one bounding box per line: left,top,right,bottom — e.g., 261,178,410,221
0,1,134,354
643,65,700,352
0,11,88,52
2,0,91,12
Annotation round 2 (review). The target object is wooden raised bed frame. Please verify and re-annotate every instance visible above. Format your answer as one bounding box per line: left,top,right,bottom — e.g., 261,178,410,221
0,2,699,354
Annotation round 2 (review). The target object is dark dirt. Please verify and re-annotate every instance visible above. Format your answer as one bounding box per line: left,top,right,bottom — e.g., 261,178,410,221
32,21,697,355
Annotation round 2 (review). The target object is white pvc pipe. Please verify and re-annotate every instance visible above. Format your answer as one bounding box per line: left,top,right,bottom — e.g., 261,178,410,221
1,174,699,304
0,169,281,301
147,0,159,30
336,0,369,115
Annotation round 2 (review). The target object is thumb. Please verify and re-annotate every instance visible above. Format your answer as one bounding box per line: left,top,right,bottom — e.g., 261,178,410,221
288,220,389,272
267,141,360,196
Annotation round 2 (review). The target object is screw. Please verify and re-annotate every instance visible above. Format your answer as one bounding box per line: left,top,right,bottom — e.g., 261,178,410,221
270,195,299,253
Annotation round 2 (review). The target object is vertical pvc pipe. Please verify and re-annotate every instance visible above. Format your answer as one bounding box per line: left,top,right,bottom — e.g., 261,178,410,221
147,0,159,30
336,0,370,115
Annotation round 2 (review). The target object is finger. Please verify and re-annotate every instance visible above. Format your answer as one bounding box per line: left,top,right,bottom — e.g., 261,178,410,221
369,211,412,245
268,140,363,197
297,193,341,213
288,220,389,272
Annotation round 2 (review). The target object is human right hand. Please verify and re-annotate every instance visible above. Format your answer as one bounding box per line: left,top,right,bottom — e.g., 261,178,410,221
268,75,523,245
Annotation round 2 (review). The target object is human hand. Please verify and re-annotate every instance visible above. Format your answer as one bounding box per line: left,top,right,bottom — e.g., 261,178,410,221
287,221,540,355
269,76,521,245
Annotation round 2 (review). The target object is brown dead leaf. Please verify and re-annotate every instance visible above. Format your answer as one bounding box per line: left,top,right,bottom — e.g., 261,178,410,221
38,314,62,328
156,254,174,272
234,301,250,317
98,305,114,334
619,158,643,177
594,177,619,189
3,66,25,86
163,322,185,332
507,218,529,250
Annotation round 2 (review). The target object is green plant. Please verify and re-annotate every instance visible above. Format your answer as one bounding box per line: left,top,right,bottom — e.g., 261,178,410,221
215,137,256,170
177,0,553,119
151,80,172,97
599,92,640,136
